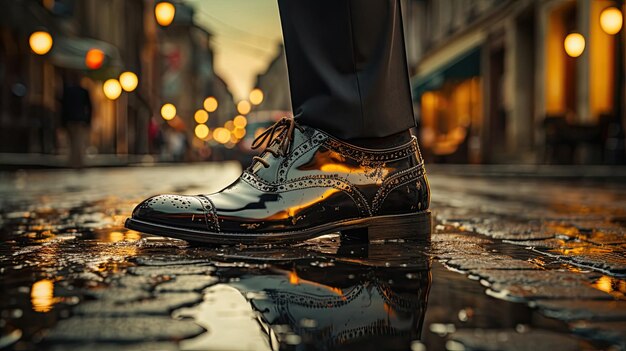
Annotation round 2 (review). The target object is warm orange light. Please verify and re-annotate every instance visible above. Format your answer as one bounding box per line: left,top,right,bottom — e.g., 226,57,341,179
600,7,623,35
224,120,235,131
233,127,246,138
161,103,176,120
213,127,231,144
155,2,176,27
31,279,54,312
109,231,124,242
194,109,209,124
29,31,53,55
85,48,105,70
203,96,218,112
195,124,210,140
233,115,247,128
249,88,264,105
102,79,122,100
119,71,138,92
289,270,300,285
237,100,251,115
564,33,585,57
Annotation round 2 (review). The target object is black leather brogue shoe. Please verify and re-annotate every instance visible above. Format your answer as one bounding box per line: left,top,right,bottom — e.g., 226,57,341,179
125,117,431,244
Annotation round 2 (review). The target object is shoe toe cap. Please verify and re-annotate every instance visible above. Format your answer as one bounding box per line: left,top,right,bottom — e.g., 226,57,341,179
132,194,206,224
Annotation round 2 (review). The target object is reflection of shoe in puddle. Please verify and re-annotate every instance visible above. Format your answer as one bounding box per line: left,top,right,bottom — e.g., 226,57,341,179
225,241,431,350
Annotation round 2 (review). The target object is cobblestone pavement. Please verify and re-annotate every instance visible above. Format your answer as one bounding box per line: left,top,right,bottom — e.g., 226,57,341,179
0,163,624,351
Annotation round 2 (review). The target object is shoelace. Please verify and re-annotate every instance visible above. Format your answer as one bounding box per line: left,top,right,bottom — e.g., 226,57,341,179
251,116,303,168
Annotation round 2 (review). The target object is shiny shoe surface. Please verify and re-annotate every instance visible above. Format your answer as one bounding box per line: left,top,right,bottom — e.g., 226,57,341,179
125,118,431,244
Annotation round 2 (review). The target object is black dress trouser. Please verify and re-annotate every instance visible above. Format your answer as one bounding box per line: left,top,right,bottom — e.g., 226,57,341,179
278,0,416,140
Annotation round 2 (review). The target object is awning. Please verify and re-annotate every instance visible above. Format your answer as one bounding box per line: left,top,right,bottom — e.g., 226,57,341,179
411,46,481,98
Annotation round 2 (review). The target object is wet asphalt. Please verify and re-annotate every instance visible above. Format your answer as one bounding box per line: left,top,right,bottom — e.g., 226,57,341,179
0,162,624,351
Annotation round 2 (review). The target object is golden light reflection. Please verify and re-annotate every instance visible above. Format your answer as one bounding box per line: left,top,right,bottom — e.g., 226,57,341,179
29,31,53,55
109,231,125,242
233,127,246,138
195,124,210,140
564,33,585,58
249,88,264,105
125,231,142,242
102,79,122,100
155,2,176,27
194,109,209,124
592,275,626,298
119,71,138,92
233,115,247,128
161,103,176,120
31,279,55,312
600,7,623,35
289,270,300,285
203,96,218,112
237,100,252,115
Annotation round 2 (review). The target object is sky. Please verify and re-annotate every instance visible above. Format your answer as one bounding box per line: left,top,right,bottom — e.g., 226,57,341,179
185,0,284,101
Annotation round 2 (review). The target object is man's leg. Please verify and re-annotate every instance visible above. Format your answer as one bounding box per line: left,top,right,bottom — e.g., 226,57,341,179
278,0,415,143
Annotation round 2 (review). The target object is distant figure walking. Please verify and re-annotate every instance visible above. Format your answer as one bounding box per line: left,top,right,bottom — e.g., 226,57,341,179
61,75,92,168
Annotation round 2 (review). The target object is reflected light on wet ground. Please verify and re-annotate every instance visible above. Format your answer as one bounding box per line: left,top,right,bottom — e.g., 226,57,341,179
30,279,55,313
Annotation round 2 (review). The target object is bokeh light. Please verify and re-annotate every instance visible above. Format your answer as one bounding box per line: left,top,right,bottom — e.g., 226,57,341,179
213,127,231,144
233,115,247,128
249,88,264,105
155,2,176,27
31,279,54,312
29,31,53,55
224,120,235,131
600,7,623,35
203,96,218,112
160,103,176,120
103,79,122,100
233,127,246,139
195,124,210,139
85,48,105,70
194,109,209,124
237,100,251,115
564,33,585,58
119,71,138,92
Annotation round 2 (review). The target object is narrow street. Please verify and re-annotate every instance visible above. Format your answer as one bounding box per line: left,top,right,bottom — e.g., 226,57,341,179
0,163,624,350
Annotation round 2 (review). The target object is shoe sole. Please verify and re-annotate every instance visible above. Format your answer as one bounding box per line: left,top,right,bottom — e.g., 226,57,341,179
125,211,432,245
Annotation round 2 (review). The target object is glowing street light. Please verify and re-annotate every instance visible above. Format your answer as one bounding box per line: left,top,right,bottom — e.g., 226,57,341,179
195,124,210,140
249,88,264,105
194,109,209,124
85,48,105,70
237,100,251,115
155,2,176,27
600,7,623,35
160,103,176,120
119,71,138,92
203,96,218,112
564,33,585,58
103,79,122,100
29,31,53,55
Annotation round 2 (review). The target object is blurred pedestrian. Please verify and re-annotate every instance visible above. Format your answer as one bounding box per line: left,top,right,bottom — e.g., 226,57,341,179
61,73,92,168
127,0,431,245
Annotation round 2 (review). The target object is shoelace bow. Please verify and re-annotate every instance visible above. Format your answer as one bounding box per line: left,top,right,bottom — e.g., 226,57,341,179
251,117,303,168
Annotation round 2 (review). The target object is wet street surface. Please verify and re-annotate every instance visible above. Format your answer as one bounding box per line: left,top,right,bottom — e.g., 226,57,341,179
0,163,625,351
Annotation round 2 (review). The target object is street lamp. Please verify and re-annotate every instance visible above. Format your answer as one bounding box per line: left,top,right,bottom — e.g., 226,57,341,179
600,7,623,35
155,2,176,27
85,48,105,70
103,79,122,100
119,71,138,92
203,96,218,112
29,31,53,55
564,33,585,58
160,103,176,120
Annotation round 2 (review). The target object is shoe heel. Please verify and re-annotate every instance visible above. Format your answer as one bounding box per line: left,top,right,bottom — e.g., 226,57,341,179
341,211,432,242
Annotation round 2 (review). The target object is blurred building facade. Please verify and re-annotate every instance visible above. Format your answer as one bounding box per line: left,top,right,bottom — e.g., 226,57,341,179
404,0,625,164
0,0,236,164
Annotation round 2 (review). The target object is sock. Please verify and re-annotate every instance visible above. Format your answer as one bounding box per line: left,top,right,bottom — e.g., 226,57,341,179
344,129,413,149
